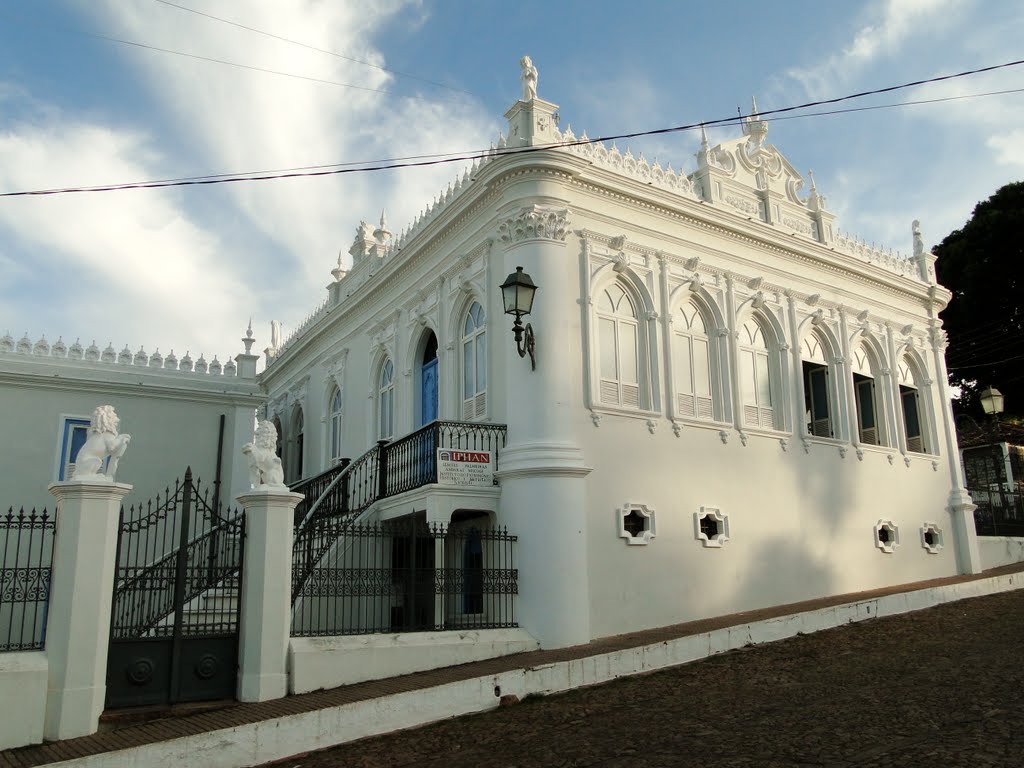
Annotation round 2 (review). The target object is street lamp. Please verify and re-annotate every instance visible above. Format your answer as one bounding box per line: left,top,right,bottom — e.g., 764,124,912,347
979,386,1005,417
979,385,1005,442
500,266,537,370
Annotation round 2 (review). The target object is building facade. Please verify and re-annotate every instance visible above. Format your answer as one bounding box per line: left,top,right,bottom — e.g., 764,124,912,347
260,67,979,649
0,329,264,511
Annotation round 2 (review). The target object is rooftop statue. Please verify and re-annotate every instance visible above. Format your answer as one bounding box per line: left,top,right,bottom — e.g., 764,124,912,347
73,405,131,482
520,55,538,101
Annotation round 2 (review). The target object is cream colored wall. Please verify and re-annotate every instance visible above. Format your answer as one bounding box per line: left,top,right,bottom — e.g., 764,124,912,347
580,414,957,638
0,368,262,510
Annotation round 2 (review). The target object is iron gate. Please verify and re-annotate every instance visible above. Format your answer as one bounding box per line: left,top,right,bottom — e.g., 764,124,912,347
106,468,245,708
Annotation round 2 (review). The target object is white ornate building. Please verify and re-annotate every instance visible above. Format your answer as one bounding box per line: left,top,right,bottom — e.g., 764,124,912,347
258,66,980,649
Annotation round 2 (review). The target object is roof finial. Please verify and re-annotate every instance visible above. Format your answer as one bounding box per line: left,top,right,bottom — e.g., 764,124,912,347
373,209,392,245
742,95,768,145
242,318,255,355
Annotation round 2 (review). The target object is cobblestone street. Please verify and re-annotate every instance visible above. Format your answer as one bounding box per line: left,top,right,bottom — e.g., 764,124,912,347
276,589,1024,768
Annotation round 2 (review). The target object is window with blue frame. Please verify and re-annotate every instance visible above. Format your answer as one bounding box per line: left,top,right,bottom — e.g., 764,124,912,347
57,417,92,480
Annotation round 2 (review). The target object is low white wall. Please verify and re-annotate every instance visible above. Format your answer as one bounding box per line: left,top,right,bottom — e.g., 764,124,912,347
288,628,539,694
44,571,1024,768
0,651,47,750
979,537,1024,570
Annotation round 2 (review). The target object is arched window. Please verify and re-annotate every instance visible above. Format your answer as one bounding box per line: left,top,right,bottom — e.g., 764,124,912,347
852,343,884,446
378,358,395,440
597,282,641,409
738,316,776,429
328,386,343,464
674,300,714,421
801,332,835,438
898,357,929,454
462,302,487,420
291,407,305,482
419,332,439,427
272,416,284,461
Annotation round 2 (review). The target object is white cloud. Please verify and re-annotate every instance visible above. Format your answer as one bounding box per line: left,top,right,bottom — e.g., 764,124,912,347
0,117,242,356
786,0,971,98
986,130,1024,169
1,0,495,358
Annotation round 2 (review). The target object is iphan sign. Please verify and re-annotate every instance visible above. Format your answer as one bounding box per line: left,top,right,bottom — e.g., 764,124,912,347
437,449,494,487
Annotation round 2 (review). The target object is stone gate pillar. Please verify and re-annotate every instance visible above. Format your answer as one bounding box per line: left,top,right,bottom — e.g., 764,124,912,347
236,488,303,702
45,479,131,740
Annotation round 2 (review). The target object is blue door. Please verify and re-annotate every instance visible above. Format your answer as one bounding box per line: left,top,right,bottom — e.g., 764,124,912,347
421,358,438,425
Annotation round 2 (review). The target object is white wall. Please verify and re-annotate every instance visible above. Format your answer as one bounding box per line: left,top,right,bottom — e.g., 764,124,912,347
979,536,1024,570
0,651,47,749
288,628,538,693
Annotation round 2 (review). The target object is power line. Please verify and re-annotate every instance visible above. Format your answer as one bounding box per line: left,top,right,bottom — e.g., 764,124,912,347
152,0,476,98
81,31,468,104
948,352,1024,370
3,58,1024,198
12,83,1024,198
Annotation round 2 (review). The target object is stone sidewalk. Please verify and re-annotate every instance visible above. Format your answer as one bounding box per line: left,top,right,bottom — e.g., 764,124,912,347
3,563,1023,768
282,585,1024,768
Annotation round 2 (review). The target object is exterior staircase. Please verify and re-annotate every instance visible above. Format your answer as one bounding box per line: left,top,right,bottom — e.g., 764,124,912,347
287,420,507,602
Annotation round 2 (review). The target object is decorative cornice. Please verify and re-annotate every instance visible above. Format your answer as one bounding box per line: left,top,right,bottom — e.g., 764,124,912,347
497,204,571,245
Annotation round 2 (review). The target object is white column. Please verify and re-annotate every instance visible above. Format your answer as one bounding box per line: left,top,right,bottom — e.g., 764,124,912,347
44,479,131,741
930,331,981,574
495,203,591,649
236,489,303,702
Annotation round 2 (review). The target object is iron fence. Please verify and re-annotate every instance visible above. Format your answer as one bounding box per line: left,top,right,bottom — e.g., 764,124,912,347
971,486,1024,537
1,507,56,651
291,518,518,637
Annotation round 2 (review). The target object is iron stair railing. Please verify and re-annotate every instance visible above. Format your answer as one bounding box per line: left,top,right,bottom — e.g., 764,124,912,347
289,420,507,602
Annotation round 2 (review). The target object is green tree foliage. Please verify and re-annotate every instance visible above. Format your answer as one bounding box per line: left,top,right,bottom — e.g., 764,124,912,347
935,182,1024,419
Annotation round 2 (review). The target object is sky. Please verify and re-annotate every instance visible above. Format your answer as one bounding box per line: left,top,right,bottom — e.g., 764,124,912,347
1,0,1022,366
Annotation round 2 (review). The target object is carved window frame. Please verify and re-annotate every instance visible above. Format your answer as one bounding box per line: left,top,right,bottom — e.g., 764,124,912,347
897,354,936,456
874,519,900,554
850,340,890,448
738,313,784,432
328,386,344,465
461,301,487,421
673,299,720,422
799,327,842,441
618,503,656,546
378,357,395,441
596,281,645,410
694,506,730,548
920,522,943,554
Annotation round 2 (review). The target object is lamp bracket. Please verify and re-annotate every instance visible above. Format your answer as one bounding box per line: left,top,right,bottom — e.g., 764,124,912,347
512,318,536,370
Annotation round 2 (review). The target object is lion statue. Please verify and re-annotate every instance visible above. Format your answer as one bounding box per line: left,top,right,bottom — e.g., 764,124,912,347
243,419,286,489
73,405,131,481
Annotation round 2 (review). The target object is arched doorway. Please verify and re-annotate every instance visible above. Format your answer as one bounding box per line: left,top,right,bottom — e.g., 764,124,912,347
419,332,438,426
